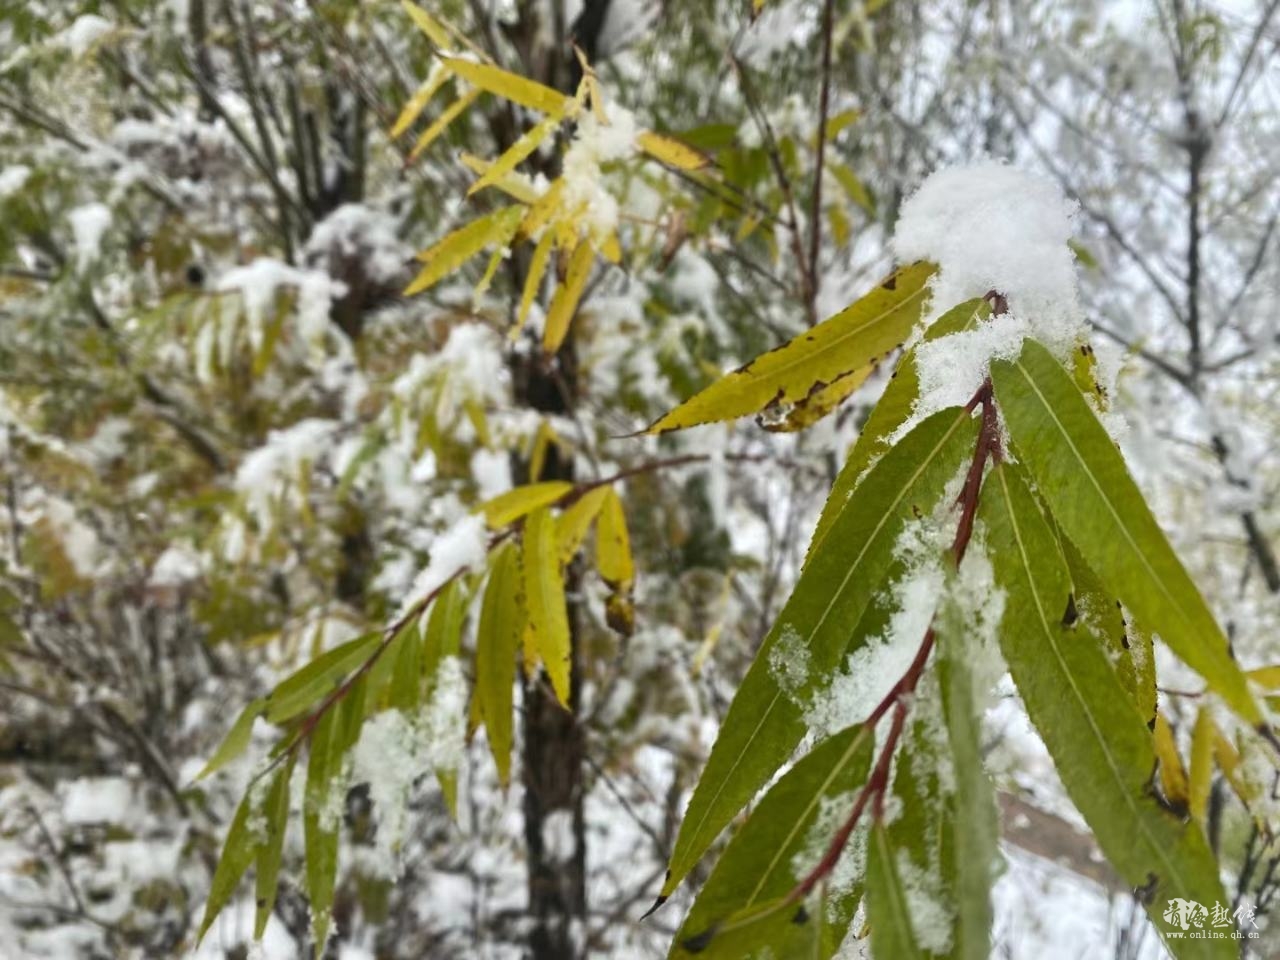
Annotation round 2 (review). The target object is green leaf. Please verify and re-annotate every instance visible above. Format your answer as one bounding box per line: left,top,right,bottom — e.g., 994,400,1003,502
198,792,258,942
422,579,468,684
663,406,980,896
196,697,265,780
866,823,923,960
388,617,425,713
263,632,381,724
476,543,522,786
304,706,342,950
991,340,1259,724
522,506,572,707
254,757,295,938
979,463,1233,959
644,262,937,435
937,602,999,960
670,724,873,959
810,299,990,556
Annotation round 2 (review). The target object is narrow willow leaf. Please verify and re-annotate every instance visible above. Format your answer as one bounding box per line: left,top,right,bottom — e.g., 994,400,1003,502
477,543,522,785
938,609,999,960
1154,713,1190,810
830,163,875,215
637,130,710,171
401,0,451,47
459,152,543,204
866,824,923,960
196,697,265,780
469,115,562,198
1189,708,1214,825
408,88,481,161
543,240,595,354
980,463,1232,959
480,481,574,529
759,363,874,433
264,632,380,724
645,262,936,435
808,298,989,556
390,65,451,139
388,617,425,712
304,706,341,950
517,229,555,335
991,339,1260,725
522,507,572,706
1213,729,1257,811
556,487,608,565
663,406,979,896
670,724,873,960
198,793,257,941
406,205,523,296
442,57,572,117
596,488,633,588
254,757,295,938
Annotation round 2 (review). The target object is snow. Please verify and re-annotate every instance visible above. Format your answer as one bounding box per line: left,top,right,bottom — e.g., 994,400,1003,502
892,161,1086,433
234,418,339,529
214,258,339,355
471,447,513,501
60,14,113,57
541,809,577,863
61,777,134,826
398,514,488,615
561,101,638,243
150,542,203,587
68,202,112,271
304,203,409,287
0,165,30,197
896,851,955,954
791,791,866,917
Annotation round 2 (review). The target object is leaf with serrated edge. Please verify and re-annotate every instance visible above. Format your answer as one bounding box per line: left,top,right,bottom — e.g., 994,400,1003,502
980,463,1232,959
477,543,522,785
645,261,936,435
479,481,574,529
760,363,874,433
662,405,979,896
991,340,1259,724
522,507,572,706
669,724,872,959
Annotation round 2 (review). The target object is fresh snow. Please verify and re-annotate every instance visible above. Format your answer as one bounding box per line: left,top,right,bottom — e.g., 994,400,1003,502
561,101,638,244
67,203,112,271
398,514,488,615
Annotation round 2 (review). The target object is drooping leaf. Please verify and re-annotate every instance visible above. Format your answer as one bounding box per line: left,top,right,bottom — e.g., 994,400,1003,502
469,115,562,198
1153,712,1190,812
477,543,522,785
196,697,265,780
390,65,452,139
830,162,875,215
304,706,342,950
866,824,924,960
556,487,608,565
516,229,556,335
522,507,572,707
408,88,481,161
401,0,451,47
645,261,937,435
979,463,1233,959
479,481,574,529
596,488,634,588
387,616,425,712
254,757,295,938
809,298,989,556
264,632,380,724
406,206,524,296
670,724,873,960
991,339,1260,725
459,153,544,204
198,792,258,942
1188,708,1214,826
442,57,572,117
543,240,595,354
637,131,711,171
662,406,979,896
421,578,469,816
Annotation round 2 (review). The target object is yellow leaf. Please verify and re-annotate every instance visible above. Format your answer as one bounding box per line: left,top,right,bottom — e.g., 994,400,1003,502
543,240,595,354
752,0,767,17
479,481,574,529
476,542,523,785
521,180,564,238
515,229,555,338
521,507,572,706
473,247,506,301
823,108,861,142
637,130,711,171
596,488,634,589
556,488,608,565
1213,730,1257,811
528,419,559,483
1247,665,1280,689
468,115,560,198
459,153,543,205
401,0,451,47
409,88,481,161
1071,340,1109,411
443,57,572,118
599,231,622,264
1188,707,1214,825
391,64,451,139
644,261,935,434
827,202,851,249
760,362,873,432
406,206,523,296
1153,712,1190,810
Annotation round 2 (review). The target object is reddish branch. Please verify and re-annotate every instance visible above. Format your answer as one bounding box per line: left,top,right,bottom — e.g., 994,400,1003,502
786,375,1002,904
